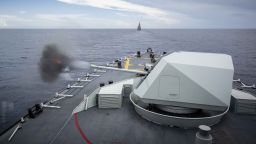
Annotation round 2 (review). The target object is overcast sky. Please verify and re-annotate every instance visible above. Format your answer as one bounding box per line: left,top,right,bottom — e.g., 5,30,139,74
0,0,255,28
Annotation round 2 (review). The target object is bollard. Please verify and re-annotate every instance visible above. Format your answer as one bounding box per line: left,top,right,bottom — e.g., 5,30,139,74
195,125,213,144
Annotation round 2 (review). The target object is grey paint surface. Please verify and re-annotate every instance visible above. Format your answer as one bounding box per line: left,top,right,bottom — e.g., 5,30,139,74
0,70,134,144
52,97,256,144
1,52,256,144
130,92,227,128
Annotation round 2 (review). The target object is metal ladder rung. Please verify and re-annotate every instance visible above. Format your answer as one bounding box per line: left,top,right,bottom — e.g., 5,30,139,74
67,84,84,89
56,92,73,97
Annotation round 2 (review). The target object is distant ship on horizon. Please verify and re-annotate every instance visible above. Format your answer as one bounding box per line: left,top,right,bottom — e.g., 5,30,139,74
137,22,141,31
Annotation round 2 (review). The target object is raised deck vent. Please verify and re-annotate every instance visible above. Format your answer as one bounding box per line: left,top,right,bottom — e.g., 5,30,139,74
98,94,122,108
231,89,256,114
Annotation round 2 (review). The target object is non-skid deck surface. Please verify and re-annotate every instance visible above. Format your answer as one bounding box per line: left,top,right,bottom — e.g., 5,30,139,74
0,71,135,144
52,97,256,144
52,98,195,144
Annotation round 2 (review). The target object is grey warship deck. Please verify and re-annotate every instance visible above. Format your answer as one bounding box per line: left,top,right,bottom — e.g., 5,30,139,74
1,52,256,144
0,71,135,144
52,98,256,144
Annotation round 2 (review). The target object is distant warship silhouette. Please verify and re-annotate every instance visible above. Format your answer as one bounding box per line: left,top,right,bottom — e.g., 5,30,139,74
137,22,141,31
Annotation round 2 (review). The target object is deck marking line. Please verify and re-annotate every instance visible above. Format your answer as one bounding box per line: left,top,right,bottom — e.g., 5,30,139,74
74,113,92,144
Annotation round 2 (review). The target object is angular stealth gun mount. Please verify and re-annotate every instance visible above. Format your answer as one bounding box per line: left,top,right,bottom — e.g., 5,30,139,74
76,51,234,128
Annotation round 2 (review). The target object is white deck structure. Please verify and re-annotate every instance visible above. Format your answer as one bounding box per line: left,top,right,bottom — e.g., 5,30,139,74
134,51,234,111
231,89,256,114
98,79,135,108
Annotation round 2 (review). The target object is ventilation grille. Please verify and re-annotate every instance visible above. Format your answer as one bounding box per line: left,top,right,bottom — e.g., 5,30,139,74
98,94,122,108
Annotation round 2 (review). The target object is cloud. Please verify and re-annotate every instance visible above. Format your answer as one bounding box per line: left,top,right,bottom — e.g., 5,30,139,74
0,13,137,28
57,0,178,24
35,14,86,21
0,16,8,27
0,14,35,28
0,15,17,27
34,13,136,28
115,12,129,17
33,14,92,28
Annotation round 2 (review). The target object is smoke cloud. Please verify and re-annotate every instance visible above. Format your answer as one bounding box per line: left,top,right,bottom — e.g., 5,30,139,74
39,44,91,82
71,60,90,69
39,44,71,82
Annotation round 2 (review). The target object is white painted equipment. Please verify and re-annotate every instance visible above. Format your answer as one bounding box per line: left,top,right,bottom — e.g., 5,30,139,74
98,79,135,108
94,69,106,73
134,51,234,111
86,73,100,77
67,84,83,88
91,64,147,74
77,77,92,82
55,92,73,97
73,51,235,128
231,89,256,114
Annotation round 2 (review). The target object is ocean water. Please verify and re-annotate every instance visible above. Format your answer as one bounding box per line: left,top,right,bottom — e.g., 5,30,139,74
0,29,256,133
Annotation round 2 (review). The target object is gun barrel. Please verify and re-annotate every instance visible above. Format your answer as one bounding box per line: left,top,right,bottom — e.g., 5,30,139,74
90,64,147,74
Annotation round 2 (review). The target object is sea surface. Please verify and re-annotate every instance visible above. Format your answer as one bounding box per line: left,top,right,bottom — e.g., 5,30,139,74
0,29,256,133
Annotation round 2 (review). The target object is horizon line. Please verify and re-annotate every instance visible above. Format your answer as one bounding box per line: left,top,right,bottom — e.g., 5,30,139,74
1,28,256,30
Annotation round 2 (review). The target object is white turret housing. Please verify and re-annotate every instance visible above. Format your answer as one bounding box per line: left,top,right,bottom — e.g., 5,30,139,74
133,51,234,111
